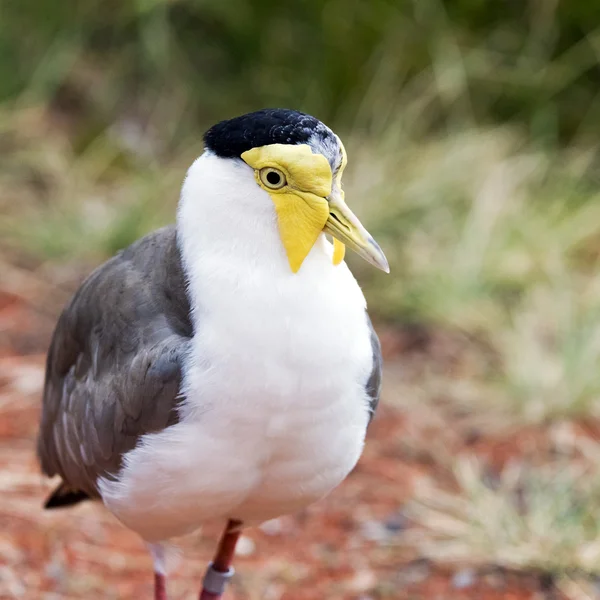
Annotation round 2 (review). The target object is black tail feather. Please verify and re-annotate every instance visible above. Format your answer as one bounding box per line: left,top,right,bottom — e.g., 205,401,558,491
44,482,91,509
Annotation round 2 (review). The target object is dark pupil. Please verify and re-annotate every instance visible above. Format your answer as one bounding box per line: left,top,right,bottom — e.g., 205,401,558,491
266,171,281,186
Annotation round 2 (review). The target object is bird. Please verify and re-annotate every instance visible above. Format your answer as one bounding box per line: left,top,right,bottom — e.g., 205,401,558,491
37,108,388,600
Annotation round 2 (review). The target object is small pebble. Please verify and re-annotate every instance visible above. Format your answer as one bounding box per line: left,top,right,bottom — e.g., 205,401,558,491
360,520,388,543
347,569,376,592
263,583,284,600
0,566,26,597
259,517,293,536
452,568,476,589
235,535,255,557
396,559,431,586
482,567,506,590
260,518,283,535
384,510,408,533
44,557,66,585
10,363,45,395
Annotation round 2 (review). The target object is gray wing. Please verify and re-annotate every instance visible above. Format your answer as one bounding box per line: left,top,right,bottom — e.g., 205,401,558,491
37,226,193,498
365,314,382,424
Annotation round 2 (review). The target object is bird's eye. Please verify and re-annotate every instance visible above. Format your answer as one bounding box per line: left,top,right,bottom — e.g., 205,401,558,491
259,167,286,190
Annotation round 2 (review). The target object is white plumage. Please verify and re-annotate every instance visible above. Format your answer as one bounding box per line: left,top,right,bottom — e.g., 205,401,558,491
99,152,374,542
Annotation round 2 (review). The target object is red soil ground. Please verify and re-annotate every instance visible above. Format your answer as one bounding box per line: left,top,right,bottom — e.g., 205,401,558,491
0,290,558,599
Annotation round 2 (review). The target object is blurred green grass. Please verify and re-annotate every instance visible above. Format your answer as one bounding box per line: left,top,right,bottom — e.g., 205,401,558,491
3,0,600,141
3,0,600,586
2,0,600,421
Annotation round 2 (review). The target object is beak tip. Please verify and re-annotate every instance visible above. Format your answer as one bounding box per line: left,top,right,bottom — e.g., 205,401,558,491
378,258,390,274
365,235,389,273
365,254,389,273
371,242,389,273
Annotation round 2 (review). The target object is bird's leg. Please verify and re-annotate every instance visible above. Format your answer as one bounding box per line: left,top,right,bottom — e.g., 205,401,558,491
199,519,242,600
147,542,169,600
154,572,168,600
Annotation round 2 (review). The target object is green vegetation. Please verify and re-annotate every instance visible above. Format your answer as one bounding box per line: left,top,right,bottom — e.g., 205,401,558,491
408,438,600,584
2,0,600,142
2,0,600,592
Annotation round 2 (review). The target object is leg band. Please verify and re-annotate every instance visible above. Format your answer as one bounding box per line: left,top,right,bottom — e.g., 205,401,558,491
202,562,235,595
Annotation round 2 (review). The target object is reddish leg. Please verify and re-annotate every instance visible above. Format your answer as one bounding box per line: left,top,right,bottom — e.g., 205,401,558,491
199,519,243,600
147,543,168,600
154,572,168,600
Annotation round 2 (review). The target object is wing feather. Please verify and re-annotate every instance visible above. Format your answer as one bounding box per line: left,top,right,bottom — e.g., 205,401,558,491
37,226,192,498
365,314,382,423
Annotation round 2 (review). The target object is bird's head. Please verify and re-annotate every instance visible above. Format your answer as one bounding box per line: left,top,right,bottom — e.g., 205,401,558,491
200,108,389,274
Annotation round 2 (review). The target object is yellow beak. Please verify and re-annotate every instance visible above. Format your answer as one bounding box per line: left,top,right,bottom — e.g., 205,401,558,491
324,190,389,273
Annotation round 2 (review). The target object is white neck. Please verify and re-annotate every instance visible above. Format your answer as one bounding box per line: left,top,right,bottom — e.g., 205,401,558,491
175,151,369,422
176,152,339,313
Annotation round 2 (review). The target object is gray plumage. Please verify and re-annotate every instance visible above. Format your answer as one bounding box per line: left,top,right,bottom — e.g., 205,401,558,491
366,322,382,422
37,225,382,504
38,226,192,499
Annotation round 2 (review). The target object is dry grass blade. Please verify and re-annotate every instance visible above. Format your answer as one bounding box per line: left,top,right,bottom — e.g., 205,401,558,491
406,453,600,581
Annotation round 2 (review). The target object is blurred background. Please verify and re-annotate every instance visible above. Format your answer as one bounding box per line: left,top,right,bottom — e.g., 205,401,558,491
2,1,600,598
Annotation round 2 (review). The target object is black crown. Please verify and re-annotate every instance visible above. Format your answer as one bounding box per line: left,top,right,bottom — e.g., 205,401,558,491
204,108,333,159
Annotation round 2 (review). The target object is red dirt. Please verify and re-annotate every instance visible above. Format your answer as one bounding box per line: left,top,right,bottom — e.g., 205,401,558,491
0,296,559,599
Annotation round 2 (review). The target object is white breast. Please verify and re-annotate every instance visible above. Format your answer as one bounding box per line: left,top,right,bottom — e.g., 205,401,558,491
99,153,374,542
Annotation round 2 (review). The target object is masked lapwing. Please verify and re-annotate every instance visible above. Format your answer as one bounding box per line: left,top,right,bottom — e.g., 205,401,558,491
37,108,388,599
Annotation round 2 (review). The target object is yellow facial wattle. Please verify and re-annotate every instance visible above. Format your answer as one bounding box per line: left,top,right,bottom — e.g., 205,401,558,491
241,140,389,275
241,144,333,273
332,238,345,265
